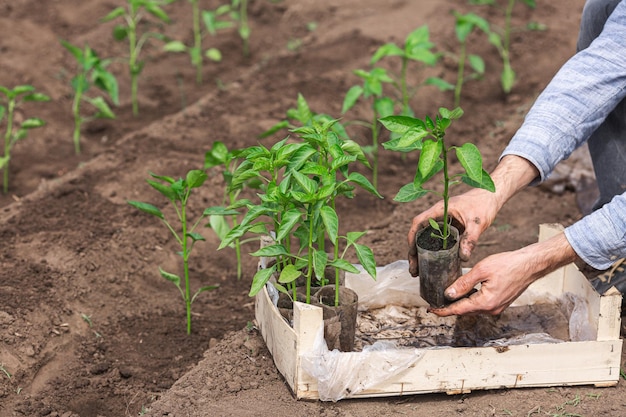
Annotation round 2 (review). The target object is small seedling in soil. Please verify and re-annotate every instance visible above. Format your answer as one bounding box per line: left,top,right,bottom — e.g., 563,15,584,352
61,40,119,154
435,12,490,108
0,364,11,379
469,0,542,94
163,0,232,84
381,107,495,249
204,140,261,280
128,170,224,334
226,0,251,57
0,85,50,194
102,0,174,116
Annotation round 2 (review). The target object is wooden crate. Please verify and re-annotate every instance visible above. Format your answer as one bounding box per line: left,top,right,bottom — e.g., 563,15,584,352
254,224,623,400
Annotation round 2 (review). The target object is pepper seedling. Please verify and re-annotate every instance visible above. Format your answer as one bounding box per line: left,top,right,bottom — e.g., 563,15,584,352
61,40,119,154
102,0,174,115
381,107,495,248
128,170,232,334
163,0,232,84
0,85,50,194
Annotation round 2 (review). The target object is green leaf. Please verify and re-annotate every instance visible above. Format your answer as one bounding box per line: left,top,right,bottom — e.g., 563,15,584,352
374,97,395,119
370,43,404,64
145,4,170,23
425,77,454,92
102,7,126,22
164,40,187,52
341,85,363,114
60,40,83,61
328,258,360,274
204,141,229,168
393,183,428,202
259,120,290,138
468,54,485,75
461,169,495,192
249,265,276,297
354,243,376,279
501,66,515,94
428,218,441,232
203,206,239,216
186,170,208,189
187,232,206,242
291,171,317,195
455,143,484,183
276,209,301,242
278,264,301,284
20,118,46,129
159,267,181,287
112,25,129,41
313,250,328,280
379,115,424,134
320,206,338,243
146,179,178,201
346,172,382,198
205,48,222,62
127,200,164,219
191,285,219,303
208,215,231,241
418,139,442,179
250,244,290,257
86,97,115,119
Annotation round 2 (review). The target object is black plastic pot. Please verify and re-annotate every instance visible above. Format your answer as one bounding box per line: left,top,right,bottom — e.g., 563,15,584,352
416,224,462,308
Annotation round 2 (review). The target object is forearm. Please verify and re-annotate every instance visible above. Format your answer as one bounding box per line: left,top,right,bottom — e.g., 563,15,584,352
519,232,579,286
489,155,539,211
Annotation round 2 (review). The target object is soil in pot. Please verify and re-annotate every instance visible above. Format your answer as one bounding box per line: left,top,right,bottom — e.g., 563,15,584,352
416,224,462,308
315,285,359,352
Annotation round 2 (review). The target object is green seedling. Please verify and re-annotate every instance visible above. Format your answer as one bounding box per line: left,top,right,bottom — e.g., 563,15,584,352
469,0,541,94
61,41,119,154
450,12,490,107
227,0,251,57
381,107,495,248
0,364,10,379
341,67,394,190
368,25,444,116
164,1,232,84
220,119,380,306
128,170,224,334
204,141,261,279
0,85,49,194
102,0,174,116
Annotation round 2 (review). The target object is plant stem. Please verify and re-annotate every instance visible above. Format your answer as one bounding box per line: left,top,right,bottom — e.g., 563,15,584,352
332,200,339,307
401,56,409,113
2,98,15,194
72,79,84,154
191,0,202,84
181,197,192,334
440,131,449,250
127,12,139,116
371,110,379,190
306,205,314,304
454,41,466,109
229,191,242,280
239,0,249,57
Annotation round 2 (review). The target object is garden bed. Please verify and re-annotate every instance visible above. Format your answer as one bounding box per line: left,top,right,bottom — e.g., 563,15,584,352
255,225,623,401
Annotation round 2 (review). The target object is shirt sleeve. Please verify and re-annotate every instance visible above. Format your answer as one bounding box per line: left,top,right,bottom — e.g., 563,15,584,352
501,1,626,270
501,0,626,181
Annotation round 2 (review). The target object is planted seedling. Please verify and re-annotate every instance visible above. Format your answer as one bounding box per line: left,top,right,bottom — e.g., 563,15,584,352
163,1,232,84
220,118,380,306
380,107,495,247
226,0,251,57
128,170,228,334
451,12,490,108
61,40,119,154
204,140,261,280
469,0,541,94
102,0,174,115
0,85,50,194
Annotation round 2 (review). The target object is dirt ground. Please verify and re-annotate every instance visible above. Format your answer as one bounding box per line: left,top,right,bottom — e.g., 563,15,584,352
1,0,624,416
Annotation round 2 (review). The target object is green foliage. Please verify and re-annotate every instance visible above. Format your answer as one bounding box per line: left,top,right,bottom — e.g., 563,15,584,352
381,107,494,248
448,12,490,108
102,0,174,115
342,26,451,190
469,0,542,94
220,118,380,306
227,0,251,57
204,141,261,279
128,169,224,334
0,85,50,194
163,0,232,84
61,40,119,154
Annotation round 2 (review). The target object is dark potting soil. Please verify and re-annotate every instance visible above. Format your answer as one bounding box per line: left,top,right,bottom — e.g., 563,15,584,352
416,225,458,251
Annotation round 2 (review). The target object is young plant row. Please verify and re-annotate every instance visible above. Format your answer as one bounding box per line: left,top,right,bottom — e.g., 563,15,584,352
0,0,264,194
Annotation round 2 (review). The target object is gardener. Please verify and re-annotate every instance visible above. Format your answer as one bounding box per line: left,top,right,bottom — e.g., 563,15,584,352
409,0,626,316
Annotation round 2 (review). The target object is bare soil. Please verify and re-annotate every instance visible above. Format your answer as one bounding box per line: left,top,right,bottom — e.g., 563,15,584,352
1,1,624,416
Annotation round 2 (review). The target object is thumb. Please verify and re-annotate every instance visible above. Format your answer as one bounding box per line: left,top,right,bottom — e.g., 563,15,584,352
458,221,482,261
444,269,482,300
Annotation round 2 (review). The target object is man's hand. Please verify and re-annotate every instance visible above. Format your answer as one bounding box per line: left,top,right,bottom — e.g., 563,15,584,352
430,232,578,316
407,155,540,277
